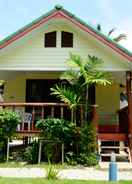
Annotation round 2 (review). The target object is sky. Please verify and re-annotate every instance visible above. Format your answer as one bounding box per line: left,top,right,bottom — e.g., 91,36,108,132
0,0,132,52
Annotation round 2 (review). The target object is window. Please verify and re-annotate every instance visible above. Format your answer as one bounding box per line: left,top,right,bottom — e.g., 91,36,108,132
44,31,56,47
61,31,73,47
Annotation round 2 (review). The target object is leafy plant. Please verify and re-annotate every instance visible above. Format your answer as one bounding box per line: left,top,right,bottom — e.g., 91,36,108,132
36,118,75,144
0,110,20,161
46,164,59,180
80,123,97,153
65,151,77,166
0,110,20,140
77,153,98,166
51,54,111,122
23,141,39,164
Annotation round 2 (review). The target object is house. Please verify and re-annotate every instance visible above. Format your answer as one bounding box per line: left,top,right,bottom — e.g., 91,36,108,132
0,5,132,159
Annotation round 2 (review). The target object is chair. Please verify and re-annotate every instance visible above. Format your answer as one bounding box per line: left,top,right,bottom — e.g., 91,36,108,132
21,112,32,131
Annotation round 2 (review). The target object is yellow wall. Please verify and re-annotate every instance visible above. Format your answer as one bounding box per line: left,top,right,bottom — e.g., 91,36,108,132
4,72,61,102
96,83,120,113
4,72,120,114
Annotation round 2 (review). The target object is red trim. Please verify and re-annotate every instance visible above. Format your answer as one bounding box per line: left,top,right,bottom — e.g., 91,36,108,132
98,125,119,133
0,10,131,61
98,133,127,141
0,11,59,49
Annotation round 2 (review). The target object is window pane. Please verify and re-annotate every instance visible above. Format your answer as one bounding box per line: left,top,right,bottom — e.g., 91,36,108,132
44,31,56,47
61,31,73,47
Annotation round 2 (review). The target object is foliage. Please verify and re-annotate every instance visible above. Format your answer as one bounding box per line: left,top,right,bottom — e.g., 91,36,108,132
80,123,97,153
46,164,59,180
51,53,111,119
65,151,77,166
51,84,80,109
0,110,20,140
10,150,24,162
0,110,20,161
96,24,127,42
65,123,98,166
77,153,98,166
23,141,39,164
36,118,75,144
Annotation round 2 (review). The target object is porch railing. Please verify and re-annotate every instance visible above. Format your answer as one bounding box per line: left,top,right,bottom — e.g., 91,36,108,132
0,102,84,132
0,102,128,134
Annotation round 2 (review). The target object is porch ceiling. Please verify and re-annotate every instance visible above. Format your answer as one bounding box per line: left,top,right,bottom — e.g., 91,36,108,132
0,70,127,85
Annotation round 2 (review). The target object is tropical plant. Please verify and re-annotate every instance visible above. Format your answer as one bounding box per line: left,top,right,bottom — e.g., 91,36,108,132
97,24,127,42
36,118,75,144
46,164,59,180
51,53,111,122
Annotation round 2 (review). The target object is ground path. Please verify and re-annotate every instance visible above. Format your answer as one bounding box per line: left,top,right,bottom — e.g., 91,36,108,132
0,166,132,180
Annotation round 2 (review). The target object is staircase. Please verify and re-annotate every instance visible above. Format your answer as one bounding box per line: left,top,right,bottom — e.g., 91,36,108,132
98,140,131,163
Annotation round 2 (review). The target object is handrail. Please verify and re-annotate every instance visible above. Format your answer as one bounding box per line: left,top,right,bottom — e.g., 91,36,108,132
0,102,68,107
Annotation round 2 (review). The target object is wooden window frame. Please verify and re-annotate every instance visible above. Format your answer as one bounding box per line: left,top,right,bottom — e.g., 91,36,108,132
61,31,73,48
44,31,56,47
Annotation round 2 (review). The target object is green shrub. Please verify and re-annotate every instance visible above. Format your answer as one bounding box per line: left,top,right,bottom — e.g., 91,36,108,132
80,123,97,153
0,110,20,161
0,110,20,140
65,151,77,166
23,141,38,164
36,118,75,144
77,153,98,166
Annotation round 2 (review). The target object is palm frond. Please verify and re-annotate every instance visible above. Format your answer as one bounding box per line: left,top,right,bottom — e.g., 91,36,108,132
60,70,80,85
108,28,116,37
113,34,127,42
67,53,84,69
50,84,80,109
85,71,112,86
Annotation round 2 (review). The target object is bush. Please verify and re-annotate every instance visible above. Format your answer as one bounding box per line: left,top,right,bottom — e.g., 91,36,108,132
0,110,20,140
65,151,77,165
80,123,97,153
23,141,39,164
0,110,20,161
36,118,75,144
77,153,98,166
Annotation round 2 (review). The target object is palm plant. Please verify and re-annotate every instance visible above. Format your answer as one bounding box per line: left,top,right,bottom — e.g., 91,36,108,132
97,24,127,42
51,53,112,123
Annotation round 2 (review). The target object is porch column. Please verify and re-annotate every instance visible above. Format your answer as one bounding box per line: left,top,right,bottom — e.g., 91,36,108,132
91,105,99,132
126,71,132,153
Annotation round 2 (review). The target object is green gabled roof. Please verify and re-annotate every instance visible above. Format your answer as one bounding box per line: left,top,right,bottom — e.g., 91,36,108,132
0,4,132,59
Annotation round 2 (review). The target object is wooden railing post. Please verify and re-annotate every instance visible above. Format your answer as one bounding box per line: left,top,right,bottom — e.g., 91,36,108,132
32,107,35,131
126,71,132,156
91,105,99,133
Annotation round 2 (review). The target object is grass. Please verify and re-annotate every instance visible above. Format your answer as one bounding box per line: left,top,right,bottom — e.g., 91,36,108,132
0,178,131,184
0,162,67,169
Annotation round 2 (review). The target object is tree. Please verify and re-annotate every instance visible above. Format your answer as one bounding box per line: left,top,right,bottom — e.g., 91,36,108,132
97,24,127,42
51,53,111,123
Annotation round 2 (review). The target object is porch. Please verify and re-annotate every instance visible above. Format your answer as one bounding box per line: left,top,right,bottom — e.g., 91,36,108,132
0,102,129,140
